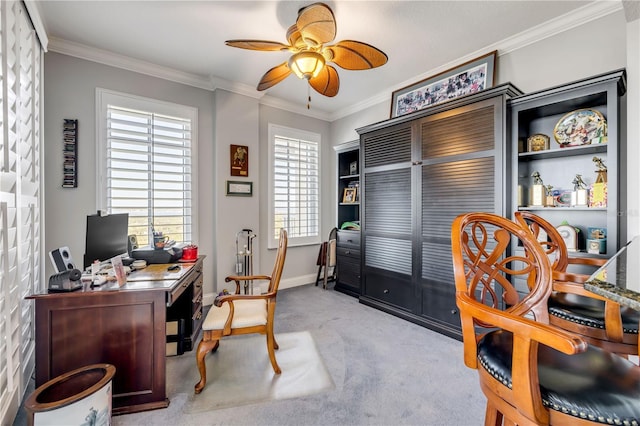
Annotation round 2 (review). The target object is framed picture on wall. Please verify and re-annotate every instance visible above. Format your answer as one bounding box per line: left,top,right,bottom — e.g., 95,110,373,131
226,180,253,196
390,51,497,118
230,144,249,177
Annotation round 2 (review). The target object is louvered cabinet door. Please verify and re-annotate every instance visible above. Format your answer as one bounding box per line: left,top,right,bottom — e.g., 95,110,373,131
419,98,504,329
361,123,416,312
357,85,517,336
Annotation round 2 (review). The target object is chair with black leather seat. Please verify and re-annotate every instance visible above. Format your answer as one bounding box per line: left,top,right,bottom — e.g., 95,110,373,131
194,228,287,394
514,211,639,356
452,212,640,425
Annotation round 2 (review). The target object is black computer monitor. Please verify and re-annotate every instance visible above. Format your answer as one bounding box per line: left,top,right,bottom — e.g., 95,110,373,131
83,213,129,268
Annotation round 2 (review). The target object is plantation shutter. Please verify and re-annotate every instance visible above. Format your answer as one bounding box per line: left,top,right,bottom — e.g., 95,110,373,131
272,133,320,244
106,105,192,246
0,1,43,424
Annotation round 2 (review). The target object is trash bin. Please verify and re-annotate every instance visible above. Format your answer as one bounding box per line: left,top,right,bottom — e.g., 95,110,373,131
24,363,115,426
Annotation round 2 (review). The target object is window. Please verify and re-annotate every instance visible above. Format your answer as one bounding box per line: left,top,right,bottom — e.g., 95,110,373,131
96,89,197,246
0,2,43,424
268,124,321,248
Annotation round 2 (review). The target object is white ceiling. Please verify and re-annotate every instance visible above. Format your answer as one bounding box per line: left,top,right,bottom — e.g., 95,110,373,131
34,0,613,120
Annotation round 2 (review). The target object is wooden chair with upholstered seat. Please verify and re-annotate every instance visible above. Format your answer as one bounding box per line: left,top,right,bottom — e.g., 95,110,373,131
194,228,288,394
452,212,640,425
514,211,639,356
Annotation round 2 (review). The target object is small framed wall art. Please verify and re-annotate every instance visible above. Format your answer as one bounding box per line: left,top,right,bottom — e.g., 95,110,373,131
226,180,253,197
230,144,249,177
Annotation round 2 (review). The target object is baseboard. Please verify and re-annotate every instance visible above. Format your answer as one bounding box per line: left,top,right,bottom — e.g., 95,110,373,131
203,273,316,306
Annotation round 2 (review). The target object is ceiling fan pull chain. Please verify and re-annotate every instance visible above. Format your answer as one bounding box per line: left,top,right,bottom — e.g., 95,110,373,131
307,84,311,109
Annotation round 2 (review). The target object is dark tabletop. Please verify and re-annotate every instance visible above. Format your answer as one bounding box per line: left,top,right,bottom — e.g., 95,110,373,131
585,236,640,311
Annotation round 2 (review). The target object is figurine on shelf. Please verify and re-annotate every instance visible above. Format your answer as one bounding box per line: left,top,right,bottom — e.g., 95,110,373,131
545,185,555,207
530,171,545,206
531,171,544,186
593,156,607,183
590,157,608,207
572,174,587,190
571,174,588,206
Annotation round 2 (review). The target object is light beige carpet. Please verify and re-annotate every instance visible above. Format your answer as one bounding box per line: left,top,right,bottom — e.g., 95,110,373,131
166,331,334,413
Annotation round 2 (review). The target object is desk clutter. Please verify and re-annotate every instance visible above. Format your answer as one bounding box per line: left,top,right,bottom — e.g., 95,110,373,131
48,268,83,292
48,245,199,292
49,211,199,292
29,255,206,414
131,245,183,264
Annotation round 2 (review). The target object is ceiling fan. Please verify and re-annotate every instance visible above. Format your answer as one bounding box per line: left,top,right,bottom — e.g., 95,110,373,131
225,2,388,100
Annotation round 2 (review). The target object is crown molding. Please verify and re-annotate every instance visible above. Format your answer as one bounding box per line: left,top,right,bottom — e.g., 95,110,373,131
211,75,334,120
330,90,389,121
493,0,622,55
210,76,263,100
48,36,329,120
337,1,623,122
259,94,332,121
47,1,622,122
48,36,213,90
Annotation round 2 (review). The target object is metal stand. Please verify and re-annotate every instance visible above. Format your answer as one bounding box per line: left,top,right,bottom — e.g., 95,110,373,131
235,229,256,294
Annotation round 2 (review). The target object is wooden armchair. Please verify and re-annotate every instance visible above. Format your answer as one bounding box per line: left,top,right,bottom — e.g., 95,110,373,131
452,212,640,425
514,211,638,356
194,229,288,394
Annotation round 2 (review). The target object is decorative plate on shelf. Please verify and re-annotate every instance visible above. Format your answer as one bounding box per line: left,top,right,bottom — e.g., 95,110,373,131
553,108,607,147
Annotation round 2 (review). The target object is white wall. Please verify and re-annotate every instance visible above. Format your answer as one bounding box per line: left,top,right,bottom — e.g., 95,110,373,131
497,12,626,93
626,16,640,237
213,90,259,293
329,10,635,237
258,104,332,287
331,102,389,146
43,53,332,301
43,52,217,294
43,8,636,301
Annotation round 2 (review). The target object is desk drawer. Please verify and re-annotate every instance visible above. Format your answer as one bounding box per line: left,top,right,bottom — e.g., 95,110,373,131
168,265,202,306
168,278,191,306
192,275,203,316
192,274,203,299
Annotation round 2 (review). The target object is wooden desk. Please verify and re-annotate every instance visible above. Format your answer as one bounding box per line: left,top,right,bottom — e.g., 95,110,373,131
26,256,204,415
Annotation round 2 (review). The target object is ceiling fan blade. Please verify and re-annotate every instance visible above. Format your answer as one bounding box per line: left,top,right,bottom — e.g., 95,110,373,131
286,25,303,48
325,40,388,70
225,40,290,52
296,3,336,47
309,64,339,97
257,62,292,91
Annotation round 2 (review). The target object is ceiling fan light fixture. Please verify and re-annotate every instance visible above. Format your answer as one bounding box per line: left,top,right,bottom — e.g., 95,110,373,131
228,2,386,98
288,51,325,80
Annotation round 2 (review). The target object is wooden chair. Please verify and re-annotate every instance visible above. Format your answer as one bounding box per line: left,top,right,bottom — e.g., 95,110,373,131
452,212,640,425
514,211,639,356
194,229,288,394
